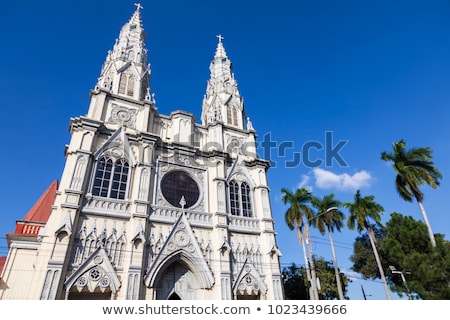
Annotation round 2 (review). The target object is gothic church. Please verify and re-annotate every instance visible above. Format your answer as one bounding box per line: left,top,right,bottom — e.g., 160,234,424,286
0,5,283,300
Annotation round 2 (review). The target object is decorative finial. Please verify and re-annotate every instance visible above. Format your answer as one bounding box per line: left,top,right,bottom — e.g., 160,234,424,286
247,117,254,131
179,196,186,210
134,3,144,11
216,34,224,43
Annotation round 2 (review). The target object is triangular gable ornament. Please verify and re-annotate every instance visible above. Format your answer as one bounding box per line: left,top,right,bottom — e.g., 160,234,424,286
93,127,137,166
144,205,214,289
64,247,121,294
225,154,256,188
233,257,267,297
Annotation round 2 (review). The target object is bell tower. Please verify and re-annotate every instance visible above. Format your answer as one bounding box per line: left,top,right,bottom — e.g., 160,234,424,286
201,35,247,129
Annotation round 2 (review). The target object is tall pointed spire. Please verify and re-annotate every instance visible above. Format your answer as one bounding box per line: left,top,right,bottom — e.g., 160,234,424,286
201,35,246,129
95,4,153,103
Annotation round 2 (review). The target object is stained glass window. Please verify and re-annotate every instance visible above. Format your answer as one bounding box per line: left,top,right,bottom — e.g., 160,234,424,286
161,170,200,208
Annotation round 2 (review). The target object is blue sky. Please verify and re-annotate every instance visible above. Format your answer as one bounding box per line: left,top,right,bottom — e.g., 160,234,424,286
1,0,449,300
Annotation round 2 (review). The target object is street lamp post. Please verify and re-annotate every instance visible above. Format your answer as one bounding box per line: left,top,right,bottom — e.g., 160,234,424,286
303,222,319,300
389,265,412,300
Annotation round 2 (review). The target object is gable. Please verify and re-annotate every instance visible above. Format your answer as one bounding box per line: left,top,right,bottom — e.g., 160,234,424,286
233,258,267,296
226,154,256,188
144,210,214,289
64,247,121,294
93,127,136,166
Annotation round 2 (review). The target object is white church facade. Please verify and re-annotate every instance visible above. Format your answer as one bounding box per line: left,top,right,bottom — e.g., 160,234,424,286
0,5,284,300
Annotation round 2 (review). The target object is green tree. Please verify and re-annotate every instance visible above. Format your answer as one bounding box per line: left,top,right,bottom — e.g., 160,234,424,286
383,213,450,299
310,194,345,300
281,188,318,299
349,223,386,279
282,258,351,300
282,263,309,300
350,212,450,299
344,190,391,299
314,257,351,300
381,139,442,247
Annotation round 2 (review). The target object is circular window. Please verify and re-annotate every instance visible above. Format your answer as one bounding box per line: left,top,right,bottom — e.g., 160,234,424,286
161,170,200,208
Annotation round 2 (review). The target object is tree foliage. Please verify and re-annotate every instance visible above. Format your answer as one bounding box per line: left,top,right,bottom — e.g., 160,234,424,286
282,263,309,300
350,212,450,299
349,223,386,279
282,257,351,300
315,257,351,300
381,139,443,247
380,139,442,203
281,188,314,231
310,194,344,234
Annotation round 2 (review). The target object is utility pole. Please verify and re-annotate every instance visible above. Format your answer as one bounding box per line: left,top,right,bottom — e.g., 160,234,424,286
361,285,371,300
304,222,319,300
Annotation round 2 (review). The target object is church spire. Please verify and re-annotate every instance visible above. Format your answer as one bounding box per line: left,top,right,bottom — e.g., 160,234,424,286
201,35,246,129
214,35,227,59
95,3,153,103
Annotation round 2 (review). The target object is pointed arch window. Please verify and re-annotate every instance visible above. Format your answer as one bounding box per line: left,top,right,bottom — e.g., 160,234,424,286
227,107,232,124
241,182,252,217
119,74,127,95
127,75,135,96
118,73,135,97
229,180,240,215
226,106,239,127
232,107,238,126
228,180,253,217
92,156,129,200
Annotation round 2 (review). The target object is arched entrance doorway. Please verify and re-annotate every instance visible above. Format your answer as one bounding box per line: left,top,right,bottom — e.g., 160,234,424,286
68,287,112,300
155,261,198,300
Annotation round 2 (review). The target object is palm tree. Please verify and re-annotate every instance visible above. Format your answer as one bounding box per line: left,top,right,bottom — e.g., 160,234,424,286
281,187,319,300
344,190,391,300
381,139,442,247
310,194,345,300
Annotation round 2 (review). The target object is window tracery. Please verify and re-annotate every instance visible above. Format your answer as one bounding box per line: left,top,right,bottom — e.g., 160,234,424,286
92,156,129,200
228,180,252,217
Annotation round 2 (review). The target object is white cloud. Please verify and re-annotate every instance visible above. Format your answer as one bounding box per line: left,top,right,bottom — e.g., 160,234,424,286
296,174,313,191
342,269,360,282
311,168,372,191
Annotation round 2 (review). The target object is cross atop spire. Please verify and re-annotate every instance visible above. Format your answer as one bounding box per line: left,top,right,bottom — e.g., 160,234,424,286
134,3,144,11
214,34,228,59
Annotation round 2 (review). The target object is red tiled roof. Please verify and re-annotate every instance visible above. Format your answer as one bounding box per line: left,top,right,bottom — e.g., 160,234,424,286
0,256,6,277
12,180,58,237
23,180,58,223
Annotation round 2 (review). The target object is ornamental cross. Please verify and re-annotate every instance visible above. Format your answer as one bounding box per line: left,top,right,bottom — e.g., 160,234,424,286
216,34,224,43
134,3,144,10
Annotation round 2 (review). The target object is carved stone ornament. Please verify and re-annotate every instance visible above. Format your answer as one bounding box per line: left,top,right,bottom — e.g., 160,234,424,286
226,136,244,155
109,104,137,128
174,230,189,247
